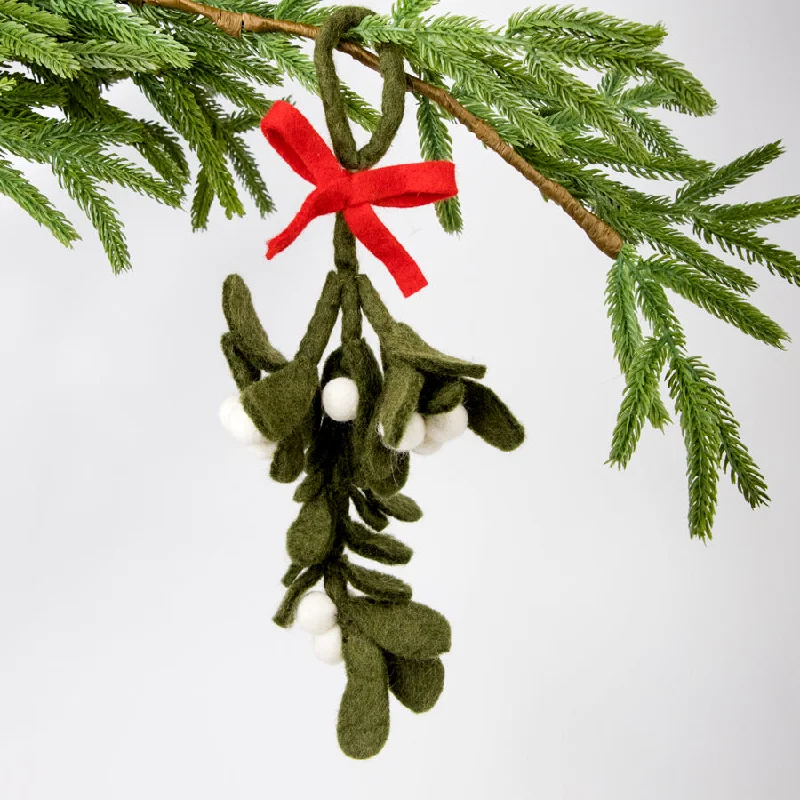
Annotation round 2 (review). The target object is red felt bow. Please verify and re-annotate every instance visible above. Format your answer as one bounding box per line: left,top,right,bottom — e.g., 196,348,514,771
260,100,458,297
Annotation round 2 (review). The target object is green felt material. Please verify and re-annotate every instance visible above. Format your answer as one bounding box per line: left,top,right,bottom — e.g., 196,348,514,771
379,363,425,448
362,420,410,497
419,377,466,415
314,7,406,172
322,346,347,383
345,520,412,565
333,213,359,275
337,631,390,760
273,564,324,628
293,471,324,503
241,357,319,442
350,489,390,532
384,323,487,379
222,274,287,372
286,494,335,567
386,655,445,713
355,275,395,338
340,273,363,342
270,430,306,484
220,332,260,391
347,598,451,660
340,558,412,602
343,338,383,462
295,271,342,366
281,562,303,588
367,491,423,523
463,380,525,451
368,450,410,498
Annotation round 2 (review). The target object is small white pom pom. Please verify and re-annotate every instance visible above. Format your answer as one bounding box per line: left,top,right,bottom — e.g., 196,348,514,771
383,411,426,451
313,624,343,665
219,395,240,428
413,435,443,456
221,397,266,446
247,441,277,460
295,591,337,635
425,404,469,443
322,377,359,422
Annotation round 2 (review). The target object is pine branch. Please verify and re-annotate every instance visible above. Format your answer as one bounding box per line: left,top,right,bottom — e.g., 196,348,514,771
415,94,462,234
666,352,722,540
507,6,667,48
0,0,70,37
0,15,80,76
608,335,668,467
643,256,789,348
0,154,78,243
677,142,784,206
53,159,130,273
392,0,438,22
45,0,193,68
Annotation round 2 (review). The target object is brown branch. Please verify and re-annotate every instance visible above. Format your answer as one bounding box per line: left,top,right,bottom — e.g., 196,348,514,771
132,0,624,259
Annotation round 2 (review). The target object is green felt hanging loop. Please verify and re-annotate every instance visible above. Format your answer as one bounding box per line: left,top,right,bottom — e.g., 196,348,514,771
314,6,407,171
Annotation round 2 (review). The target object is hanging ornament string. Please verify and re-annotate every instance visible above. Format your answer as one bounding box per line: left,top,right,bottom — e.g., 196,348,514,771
260,7,458,298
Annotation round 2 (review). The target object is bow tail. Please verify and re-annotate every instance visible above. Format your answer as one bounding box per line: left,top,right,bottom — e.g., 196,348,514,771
267,188,333,260
343,205,428,298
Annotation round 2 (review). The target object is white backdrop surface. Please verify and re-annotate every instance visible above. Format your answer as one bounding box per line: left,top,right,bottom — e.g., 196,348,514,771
1,1,798,798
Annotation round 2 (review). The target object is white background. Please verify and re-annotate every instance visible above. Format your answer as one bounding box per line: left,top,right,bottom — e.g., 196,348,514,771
1,1,798,797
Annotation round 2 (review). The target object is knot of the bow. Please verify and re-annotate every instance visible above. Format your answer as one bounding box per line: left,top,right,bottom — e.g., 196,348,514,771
260,100,458,298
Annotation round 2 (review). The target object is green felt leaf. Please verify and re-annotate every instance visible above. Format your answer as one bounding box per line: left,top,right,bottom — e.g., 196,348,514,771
341,559,412,602
270,430,306,484
286,494,334,567
379,363,424,447
386,654,445,713
222,274,287,372
384,323,486,379
241,358,319,442
220,332,260,390
342,338,383,456
345,520,412,565
322,346,346,383
463,380,525,451
350,489,390,532
419,377,465,414
348,597,451,659
362,419,410,496
337,632,390,760
293,470,324,503
273,564,324,628
367,491,423,523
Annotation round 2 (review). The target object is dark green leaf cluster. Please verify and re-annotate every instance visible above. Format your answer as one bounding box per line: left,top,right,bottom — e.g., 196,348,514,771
219,245,524,756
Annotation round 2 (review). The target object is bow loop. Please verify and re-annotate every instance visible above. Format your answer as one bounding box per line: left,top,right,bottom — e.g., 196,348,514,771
261,101,459,298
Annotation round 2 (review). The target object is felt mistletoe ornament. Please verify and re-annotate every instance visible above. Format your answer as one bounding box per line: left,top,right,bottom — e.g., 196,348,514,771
218,7,524,759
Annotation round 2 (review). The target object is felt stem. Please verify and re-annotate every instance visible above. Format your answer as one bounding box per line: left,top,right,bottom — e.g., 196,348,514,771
334,214,364,344
295,270,342,365
356,275,395,338
131,0,625,260
314,7,406,171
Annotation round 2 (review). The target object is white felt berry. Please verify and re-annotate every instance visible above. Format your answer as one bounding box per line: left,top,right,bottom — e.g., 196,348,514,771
322,377,359,422
425,404,469,443
382,411,426,452
295,591,337,635
220,396,265,446
247,441,277,460
313,624,343,665
413,435,443,456
219,394,240,428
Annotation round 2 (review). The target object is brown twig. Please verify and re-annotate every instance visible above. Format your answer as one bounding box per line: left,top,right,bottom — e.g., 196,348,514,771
131,0,624,259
